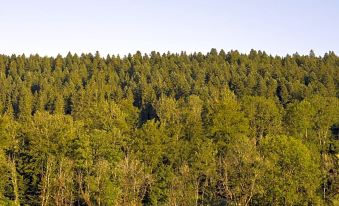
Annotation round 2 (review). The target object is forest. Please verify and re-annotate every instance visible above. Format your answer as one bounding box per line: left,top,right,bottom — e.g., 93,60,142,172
0,49,338,205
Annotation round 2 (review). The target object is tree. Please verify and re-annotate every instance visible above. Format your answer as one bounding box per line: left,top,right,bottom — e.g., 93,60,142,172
259,135,321,205
0,114,20,206
308,96,339,147
115,156,152,205
205,89,249,155
0,50,337,204
155,96,182,140
218,135,262,205
241,96,282,144
284,100,315,139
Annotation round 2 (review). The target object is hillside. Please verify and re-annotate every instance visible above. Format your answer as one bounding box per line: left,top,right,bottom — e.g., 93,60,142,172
0,49,338,205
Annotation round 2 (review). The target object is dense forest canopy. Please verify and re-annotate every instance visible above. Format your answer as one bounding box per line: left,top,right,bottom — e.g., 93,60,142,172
0,49,338,205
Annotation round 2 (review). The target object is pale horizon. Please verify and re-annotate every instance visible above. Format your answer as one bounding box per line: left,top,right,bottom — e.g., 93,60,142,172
1,0,338,57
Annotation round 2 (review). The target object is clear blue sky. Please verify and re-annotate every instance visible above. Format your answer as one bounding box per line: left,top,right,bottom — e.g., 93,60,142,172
1,0,338,56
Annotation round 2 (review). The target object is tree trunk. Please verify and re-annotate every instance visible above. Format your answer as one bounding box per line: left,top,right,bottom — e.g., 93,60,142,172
41,157,53,206
9,155,20,206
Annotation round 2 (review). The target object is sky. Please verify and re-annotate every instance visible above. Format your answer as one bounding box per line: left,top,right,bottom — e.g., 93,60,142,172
0,0,338,56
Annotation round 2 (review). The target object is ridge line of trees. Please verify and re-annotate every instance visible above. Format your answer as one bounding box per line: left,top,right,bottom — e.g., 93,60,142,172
0,49,338,205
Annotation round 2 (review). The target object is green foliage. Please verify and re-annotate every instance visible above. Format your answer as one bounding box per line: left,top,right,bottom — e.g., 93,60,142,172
0,50,338,205
241,96,282,141
284,99,315,139
219,135,262,205
259,135,321,205
206,90,249,154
